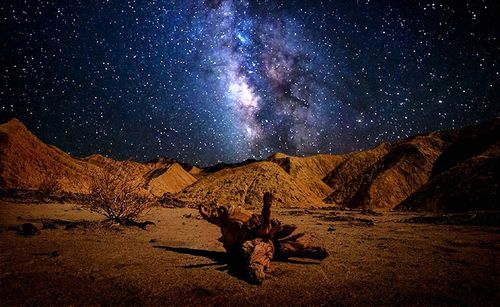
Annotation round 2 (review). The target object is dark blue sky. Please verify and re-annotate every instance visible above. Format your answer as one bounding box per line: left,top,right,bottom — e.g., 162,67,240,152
1,0,499,165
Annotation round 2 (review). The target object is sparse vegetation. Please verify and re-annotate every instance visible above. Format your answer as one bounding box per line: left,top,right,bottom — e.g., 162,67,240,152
37,176,61,198
84,163,153,224
157,192,186,208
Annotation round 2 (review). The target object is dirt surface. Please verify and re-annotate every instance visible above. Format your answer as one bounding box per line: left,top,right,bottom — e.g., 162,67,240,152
1,201,498,306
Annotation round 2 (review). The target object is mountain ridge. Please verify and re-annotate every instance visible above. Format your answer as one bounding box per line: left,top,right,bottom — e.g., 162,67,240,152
0,118,197,196
1,117,498,211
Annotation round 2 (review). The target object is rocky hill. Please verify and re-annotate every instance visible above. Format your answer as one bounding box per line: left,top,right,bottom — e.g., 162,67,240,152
145,163,197,196
323,132,455,209
177,161,326,208
0,119,99,193
396,118,499,212
147,156,202,176
201,158,259,174
1,117,498,211
0,119,196,196
268,153,345,198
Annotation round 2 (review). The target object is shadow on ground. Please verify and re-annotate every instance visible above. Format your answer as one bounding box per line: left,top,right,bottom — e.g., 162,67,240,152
153,245,258,282
153,245,321,284
153,246,226,268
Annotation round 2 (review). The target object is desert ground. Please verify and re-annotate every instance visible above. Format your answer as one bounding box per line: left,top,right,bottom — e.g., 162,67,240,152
1,201,498,306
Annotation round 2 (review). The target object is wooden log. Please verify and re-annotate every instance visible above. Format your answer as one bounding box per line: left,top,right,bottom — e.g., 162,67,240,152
260,192,272,235
198,193,329,283
242,238,274,284
276,239,329,260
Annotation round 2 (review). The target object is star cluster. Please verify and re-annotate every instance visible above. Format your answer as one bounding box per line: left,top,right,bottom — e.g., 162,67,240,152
1,0,499,165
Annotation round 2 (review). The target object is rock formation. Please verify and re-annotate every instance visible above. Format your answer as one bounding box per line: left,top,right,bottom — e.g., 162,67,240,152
0,118,197,196
396,118,499,212
178,161,326,208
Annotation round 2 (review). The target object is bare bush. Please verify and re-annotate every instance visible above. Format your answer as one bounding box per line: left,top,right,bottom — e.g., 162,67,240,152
84,163,152,224
38,176,61,198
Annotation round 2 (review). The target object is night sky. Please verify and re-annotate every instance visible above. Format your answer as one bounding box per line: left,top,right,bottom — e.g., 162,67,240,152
1,1,499,166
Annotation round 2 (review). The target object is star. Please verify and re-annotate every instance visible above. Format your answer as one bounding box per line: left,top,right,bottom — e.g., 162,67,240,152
0,0,498,165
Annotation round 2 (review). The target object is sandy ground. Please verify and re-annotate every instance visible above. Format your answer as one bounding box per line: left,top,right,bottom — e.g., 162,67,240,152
0,201,499,306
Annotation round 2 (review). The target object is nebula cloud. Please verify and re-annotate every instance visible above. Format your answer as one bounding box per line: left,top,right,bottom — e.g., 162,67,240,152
3,0,497,164
258,19,319,152
202,0,263,146
198,0,324,155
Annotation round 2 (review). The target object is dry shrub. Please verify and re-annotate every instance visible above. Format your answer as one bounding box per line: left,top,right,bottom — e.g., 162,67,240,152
38,176,61,198
84,163,152,224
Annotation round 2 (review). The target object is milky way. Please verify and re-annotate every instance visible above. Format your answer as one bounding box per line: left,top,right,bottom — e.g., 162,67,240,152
1,1,499,165
197,0,326,157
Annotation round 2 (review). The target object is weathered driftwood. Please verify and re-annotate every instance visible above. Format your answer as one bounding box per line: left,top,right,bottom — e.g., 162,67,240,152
199,192,329,283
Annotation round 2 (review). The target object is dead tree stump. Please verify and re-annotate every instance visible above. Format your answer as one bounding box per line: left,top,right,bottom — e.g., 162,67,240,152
199,192,329,283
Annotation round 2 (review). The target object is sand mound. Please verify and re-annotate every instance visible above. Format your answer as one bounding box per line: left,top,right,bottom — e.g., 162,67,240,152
177,161,325,208
146,163,197,196
188,166,203,176
268,153,344,198
396,118,500,212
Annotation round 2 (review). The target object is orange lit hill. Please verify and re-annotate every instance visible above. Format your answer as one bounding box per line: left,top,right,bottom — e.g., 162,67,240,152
1,117,498,212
